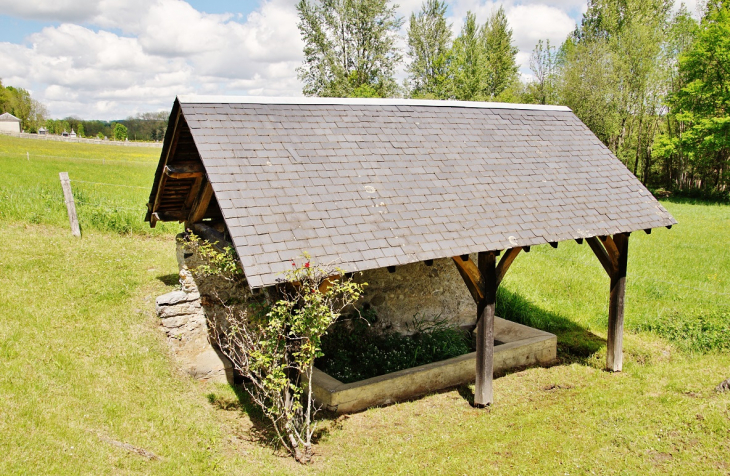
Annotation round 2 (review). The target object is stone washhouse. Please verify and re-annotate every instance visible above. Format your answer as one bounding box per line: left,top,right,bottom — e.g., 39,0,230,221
146,96,676,410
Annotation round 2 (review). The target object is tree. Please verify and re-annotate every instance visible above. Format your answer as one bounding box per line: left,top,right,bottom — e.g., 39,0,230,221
296,0,404,98
448,11,487,101
559,0,672,182
113,123,128,141
406,0,452,99
482,6,520,100
526,39,559,105
77,123,85,138
664,0,730,191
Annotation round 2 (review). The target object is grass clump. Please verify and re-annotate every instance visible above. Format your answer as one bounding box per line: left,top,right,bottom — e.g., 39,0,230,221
317,311,473,383
638,311,730,353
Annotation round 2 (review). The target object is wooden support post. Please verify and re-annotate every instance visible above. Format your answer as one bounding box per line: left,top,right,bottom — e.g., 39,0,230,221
606,233,629,372
59,172,81,237
475,251,497,407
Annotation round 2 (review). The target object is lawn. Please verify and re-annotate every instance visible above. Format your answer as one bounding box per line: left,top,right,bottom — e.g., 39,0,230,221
0,135,728,474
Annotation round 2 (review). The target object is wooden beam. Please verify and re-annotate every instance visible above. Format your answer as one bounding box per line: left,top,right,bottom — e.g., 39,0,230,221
150,109,182,225
190,222,230,253
475,251,497,407
452,256,484,304
601,235,620,268
607,233,629,372
187,181,214,224
495,247,521,287
586,237,616,277
164,163,204,179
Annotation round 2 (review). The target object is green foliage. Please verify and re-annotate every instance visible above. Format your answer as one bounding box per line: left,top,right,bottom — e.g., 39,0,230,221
296,0,404,98
317,312,472,383
0,81,47,132
525,39,559,105
76,123,85,138
663,0,730,191
113,123,128,141
406,0,452,99
445,8,519,101
448,11,488,101
194,244,365,463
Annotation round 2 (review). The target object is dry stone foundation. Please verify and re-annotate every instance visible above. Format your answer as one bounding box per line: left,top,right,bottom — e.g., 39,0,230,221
155,236,234,384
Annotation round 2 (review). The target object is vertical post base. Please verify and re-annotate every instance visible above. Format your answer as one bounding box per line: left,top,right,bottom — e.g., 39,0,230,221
606,233,629,372
475,251,497,406
474,304,494,406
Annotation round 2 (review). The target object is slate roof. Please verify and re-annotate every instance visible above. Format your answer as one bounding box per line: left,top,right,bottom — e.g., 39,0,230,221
151,96,676,289
0,112,20,122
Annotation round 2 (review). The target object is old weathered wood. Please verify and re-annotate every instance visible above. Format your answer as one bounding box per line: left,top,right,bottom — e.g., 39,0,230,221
586,237,615,277
452,255,485,304
601,235,620,268
607,233,629,372
164,163,204,179
187,181,214,224
59,172,81,237
190,222,230,254
475,251,497,407
495,247,521,287
150,109,182,227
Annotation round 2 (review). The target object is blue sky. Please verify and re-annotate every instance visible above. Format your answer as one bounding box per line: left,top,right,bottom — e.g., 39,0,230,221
0,0,690,120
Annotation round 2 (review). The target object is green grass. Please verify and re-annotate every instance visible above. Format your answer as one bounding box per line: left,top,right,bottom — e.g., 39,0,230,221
0,134,178,235
1,135,729,474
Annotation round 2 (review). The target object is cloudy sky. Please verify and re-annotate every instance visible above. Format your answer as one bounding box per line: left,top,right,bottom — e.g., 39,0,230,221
0,0,698,120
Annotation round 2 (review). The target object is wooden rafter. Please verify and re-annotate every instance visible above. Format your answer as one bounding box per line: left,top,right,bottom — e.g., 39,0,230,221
164,163,204,179
150,108,182,228
187,181,214,225
451,255,485,304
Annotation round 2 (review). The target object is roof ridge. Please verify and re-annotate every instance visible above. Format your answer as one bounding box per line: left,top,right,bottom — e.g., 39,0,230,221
176,95,571,112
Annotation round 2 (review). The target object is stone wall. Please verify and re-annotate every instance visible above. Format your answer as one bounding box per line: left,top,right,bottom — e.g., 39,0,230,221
155,234,478,382
155,236,236,384
353,255,478,333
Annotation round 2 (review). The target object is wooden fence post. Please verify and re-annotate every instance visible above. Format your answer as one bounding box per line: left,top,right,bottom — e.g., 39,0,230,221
59,172,81,237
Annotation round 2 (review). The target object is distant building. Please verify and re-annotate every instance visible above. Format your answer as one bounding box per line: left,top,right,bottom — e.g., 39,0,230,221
62,131,69,137
38,127,47,135
69,129,77,138
0,112,21,133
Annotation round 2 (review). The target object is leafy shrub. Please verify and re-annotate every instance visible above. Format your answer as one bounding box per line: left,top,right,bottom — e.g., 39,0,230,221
317,312,473,383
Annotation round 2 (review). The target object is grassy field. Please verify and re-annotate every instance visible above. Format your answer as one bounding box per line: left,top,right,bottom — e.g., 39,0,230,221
0,135,177,235
1,135,729,474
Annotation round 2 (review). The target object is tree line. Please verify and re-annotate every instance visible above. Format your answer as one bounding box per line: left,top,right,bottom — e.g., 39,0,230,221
44,112,169,141
297,0,730,197
0,82,169,142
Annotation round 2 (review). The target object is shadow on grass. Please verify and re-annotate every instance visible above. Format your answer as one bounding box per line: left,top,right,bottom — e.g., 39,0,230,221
497,287,606,363
157,274,179,287
206,381,337,453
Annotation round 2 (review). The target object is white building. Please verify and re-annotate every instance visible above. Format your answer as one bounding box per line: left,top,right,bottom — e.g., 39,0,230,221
0,112,21,133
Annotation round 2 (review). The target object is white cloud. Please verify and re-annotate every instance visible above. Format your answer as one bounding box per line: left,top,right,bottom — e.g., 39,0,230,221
0,0,305,119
